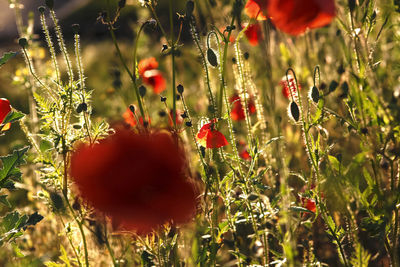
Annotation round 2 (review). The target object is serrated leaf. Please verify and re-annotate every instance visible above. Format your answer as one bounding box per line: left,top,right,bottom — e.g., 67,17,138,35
0,52,17,67
0,146,29,183
1,111,25,125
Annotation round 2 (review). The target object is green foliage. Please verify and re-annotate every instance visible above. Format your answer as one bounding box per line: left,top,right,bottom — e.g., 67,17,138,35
0,52,17,68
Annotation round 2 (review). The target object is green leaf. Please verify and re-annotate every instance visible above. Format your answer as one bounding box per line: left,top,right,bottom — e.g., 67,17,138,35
0,52,17,67
0,195,11,208
12,242,25,258
1,111,25,125
290,206,314,213
0,146,29,183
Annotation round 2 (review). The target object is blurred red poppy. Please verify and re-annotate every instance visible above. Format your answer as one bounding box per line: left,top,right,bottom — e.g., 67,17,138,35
244,0,268,20
70,129,197,234
168,110,184,127
138,57,166,94
280,76,301,99
301,197,316,213
230,94,256,121
122,105,150,127
244,23,262,46
0,98,12,131
268,0,336,35
196,120,228,148
240,150,251,160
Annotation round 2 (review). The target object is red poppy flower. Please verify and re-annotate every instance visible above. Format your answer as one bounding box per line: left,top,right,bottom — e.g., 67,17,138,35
244,23,262,46
301,197,316,213
168,110,184,127
268,0,335,35
230,94,256,121
280,76,301,99
0,98,12,131
196,120,228,148
138,57,166,94
244,0,268,20
70,129,197,234
240,150,251,160
122,106,150,127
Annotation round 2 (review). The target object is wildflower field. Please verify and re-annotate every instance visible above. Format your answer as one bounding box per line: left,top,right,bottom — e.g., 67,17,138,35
1,0,400,266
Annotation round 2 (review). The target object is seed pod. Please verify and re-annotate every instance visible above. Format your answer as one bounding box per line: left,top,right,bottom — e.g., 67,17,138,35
38,6,46,13
207,48,218,67
310,86,319,103
289,102,300,122
177,84,184,94
348,0,356,13
186,0,194,16
45,0,54,9
18,38,28,48
129,105,135,113
71,24,80,34
139,85,147,97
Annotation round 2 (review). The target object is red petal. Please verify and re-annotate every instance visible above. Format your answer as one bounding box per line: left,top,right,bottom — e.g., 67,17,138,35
240,150,251,160
244,0,269,20
123,107,136,127
143,70,166,94
0,98,12,125
268,0,335,36
138,57,159,76
244,23,262,46
206,130,228,148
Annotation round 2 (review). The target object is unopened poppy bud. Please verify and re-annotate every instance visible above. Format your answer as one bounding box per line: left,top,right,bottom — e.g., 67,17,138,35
38,6,46,13
361,127,368,134
129,105,135,113
71,24,80,34
329,80,339,92
176,95,181,101
18,38,28,48
185,121,192,127
289,102,300,122
177,84,184,94
200,146,206,157
118,0,126,9
186,0,194,16
45,0,54,9
158,110,166,117
139,85,147,97
232,57,237,64
380,158,389,170
162,44,168,52
310,86,319,103
76,103,87,113
348,0,356,13
244,52,249,60
207,48,219,67
181,111,188,118
160,96,167,102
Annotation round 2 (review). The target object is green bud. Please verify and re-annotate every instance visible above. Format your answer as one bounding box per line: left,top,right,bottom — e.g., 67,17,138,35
207,48,218,67
18,38,28,48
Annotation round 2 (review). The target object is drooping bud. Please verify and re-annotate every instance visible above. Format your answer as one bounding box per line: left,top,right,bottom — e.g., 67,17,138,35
71,24,80,34
207,48,218,67
289,101,300,122
139,85,147,97
177,84,184,94
310,86,319,103
18,38,28,48
45,0,54,9
38,6,46,14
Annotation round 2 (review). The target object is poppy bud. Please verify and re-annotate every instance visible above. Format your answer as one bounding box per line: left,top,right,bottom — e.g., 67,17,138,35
38,6,46,13
129,104,135,113
118,0,126,9
207,48,219,67
177,84,184,94
185,121,192,127
76,103,87,113
244,52,249,60
18,38,28,48
45,0,54,9
380,158,389,170
348,0,356,13
181,111,188,118
289,102,300,122
361,127,368,135
176,95,181,101
310,86,319,103
139,85,147,97
158,110,166,117
329,80,339,92
162,44,168,52
71,24,80,34
160,96,167,102
186,0,195,16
